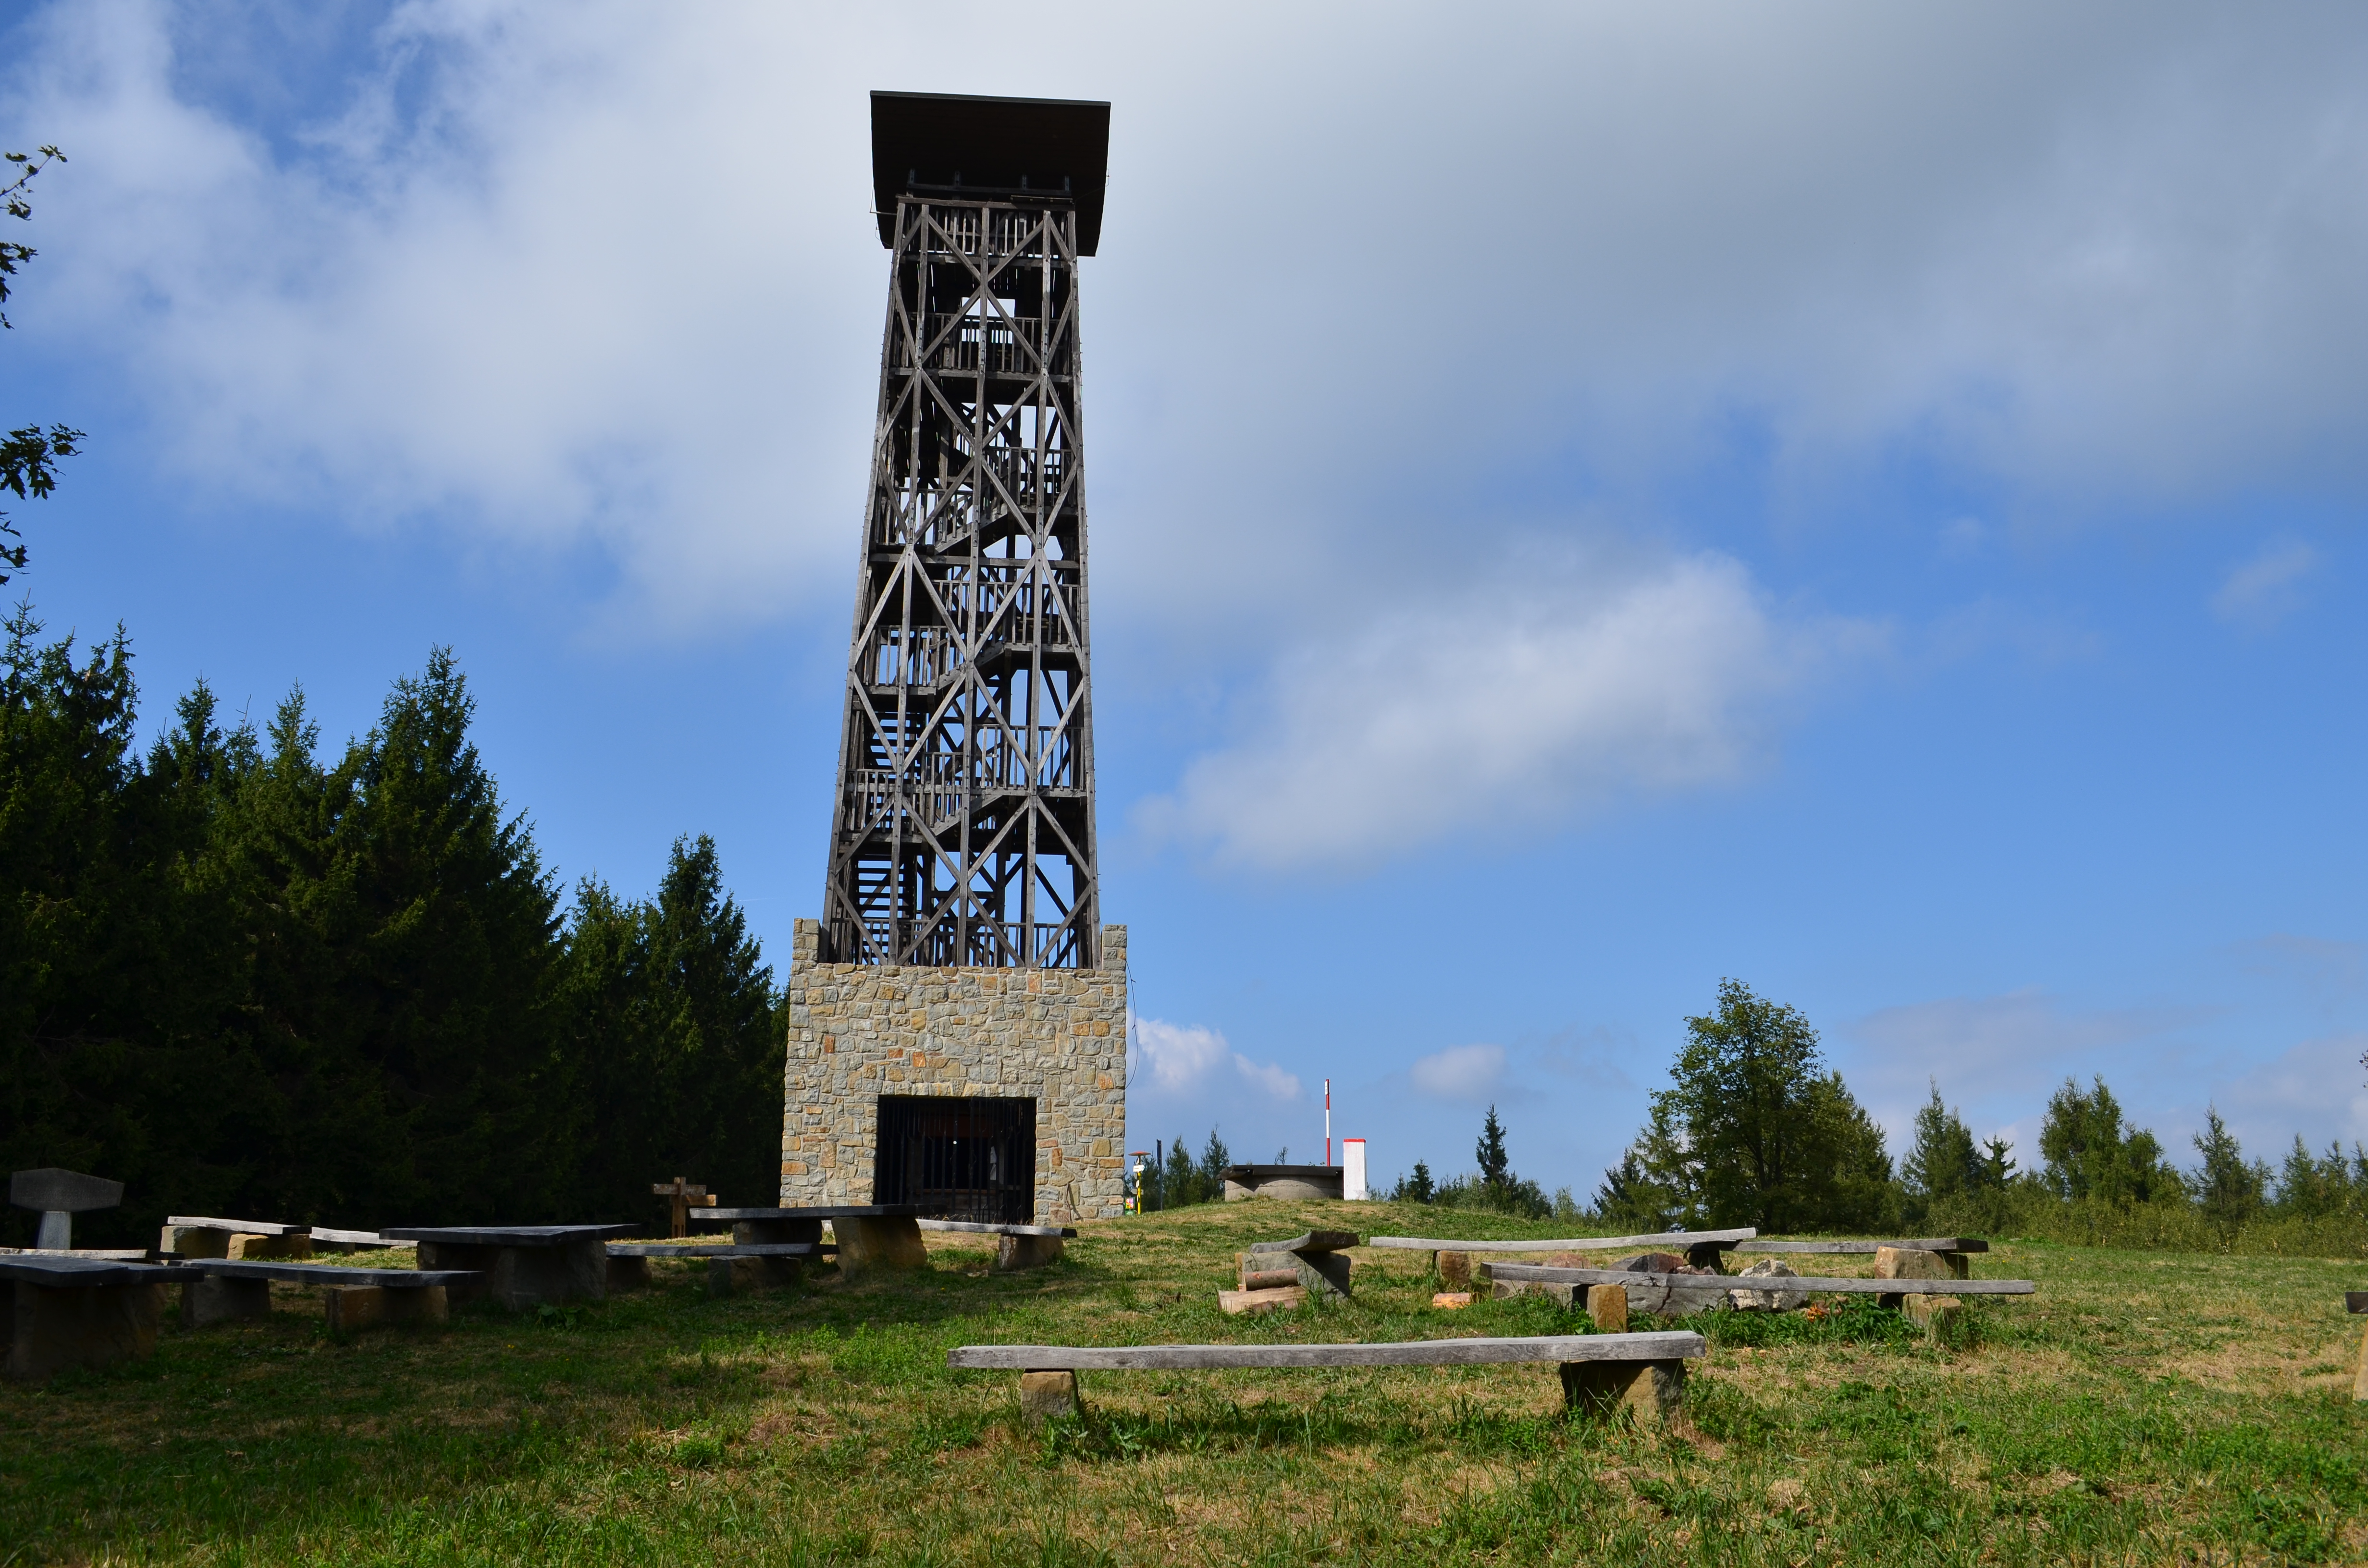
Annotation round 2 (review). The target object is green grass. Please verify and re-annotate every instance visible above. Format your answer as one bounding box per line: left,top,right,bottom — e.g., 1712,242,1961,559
2,1200,2363,1564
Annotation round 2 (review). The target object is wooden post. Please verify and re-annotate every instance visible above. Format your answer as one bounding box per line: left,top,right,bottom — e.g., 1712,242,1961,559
651,1177,712,1240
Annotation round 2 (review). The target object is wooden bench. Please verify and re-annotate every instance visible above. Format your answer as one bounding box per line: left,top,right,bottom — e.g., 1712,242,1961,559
1732,1237,1987,1279
160,1216,315,1261
1229,1229,1359,1311
176,1260,482,1331
1368,1227,1755,1285
1,1253,197,1382
10,1168,124,1252
380,1225,637,1310
691,1206,934,1277
916,1218,1077,1272
604,1241,833,1297
1482,1261,2035,1317
948,1331,1709,1427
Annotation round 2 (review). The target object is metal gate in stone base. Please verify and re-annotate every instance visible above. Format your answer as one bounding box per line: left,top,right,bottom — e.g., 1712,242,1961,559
873,1095,1037,1224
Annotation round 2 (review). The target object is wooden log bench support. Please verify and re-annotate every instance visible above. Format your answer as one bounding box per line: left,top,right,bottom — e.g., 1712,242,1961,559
1236,1229,1359,1301
604,1241,832,1296
0,1254,195,1382
1370,1227,1757,1282
916,1218,1078,1272
160,1216,316,1262
694,1207,932,1278
175,1261,482,1332
949,1332,1708,1428
381,1225,635,1310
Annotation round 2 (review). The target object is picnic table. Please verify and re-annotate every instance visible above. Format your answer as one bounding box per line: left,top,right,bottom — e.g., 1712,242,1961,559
1,1253,197,1382
10,1168,124,1252
379,1225,637,1310
691,1206,934,1275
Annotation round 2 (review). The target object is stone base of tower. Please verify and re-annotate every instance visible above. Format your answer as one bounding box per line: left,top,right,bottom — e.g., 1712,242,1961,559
780,919,1128,1223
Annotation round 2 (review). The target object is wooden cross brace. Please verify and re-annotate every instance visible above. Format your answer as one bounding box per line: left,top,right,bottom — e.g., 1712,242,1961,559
651,1177,714,1239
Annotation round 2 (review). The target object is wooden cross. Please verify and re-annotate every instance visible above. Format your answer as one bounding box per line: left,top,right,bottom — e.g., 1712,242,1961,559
652,1176,713,1239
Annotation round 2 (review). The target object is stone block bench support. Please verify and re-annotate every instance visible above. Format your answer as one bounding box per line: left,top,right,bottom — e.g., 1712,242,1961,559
948,1332,1708,1429
694,1207,931,1280
382,1225,634,1310
1,1255,192,1382
917,1218,1079,1272
176,1261,481,1332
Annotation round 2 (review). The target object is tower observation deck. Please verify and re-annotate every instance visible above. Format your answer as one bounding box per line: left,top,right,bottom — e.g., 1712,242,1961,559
820,92,1112,969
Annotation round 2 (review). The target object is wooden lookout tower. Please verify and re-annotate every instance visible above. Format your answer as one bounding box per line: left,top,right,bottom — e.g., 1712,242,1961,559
821,91,1111,971
780,93,1126,1225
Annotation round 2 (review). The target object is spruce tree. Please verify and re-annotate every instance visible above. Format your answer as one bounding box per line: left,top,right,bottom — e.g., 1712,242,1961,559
1476,1106,1510,1190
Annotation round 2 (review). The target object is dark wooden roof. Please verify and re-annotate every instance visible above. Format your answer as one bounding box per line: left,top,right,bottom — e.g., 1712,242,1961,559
871,91,1110,255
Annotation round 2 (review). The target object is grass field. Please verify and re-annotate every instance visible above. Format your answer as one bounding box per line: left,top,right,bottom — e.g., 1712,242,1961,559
3,1200,2364,1565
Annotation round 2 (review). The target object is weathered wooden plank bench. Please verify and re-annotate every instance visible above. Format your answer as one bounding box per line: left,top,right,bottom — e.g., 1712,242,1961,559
381,1225,636,1310
1732,1237,1988,1279
604,1241,834,1297
1,1254,198,1381
307,1226,395,1253
916,1218,1077,1271
691,1206,935,1276
176,1260,482,1331
1483,1261,2035,1316
10,1168,125,1252
949,1331,1709,1427
1368,1228,1755,1286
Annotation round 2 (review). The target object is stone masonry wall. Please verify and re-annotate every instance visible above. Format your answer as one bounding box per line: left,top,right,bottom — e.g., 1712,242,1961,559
780,920,1128,1222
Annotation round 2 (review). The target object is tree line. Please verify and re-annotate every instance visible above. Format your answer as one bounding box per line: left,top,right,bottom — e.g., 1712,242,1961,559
1,621,788,1247
1359,979,2367,1250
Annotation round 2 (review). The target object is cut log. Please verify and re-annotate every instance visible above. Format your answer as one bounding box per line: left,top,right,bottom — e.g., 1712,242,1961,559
1218,1286,1306,1315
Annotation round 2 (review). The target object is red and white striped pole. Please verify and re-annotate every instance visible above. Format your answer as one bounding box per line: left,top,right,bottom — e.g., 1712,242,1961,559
1325,1078,1332,1166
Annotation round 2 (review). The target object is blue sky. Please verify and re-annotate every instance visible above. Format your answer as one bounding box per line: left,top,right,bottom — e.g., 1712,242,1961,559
6,1,2367,1199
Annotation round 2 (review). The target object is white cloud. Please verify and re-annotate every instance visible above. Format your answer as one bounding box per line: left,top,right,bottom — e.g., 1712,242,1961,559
2211,540,2321,629
1141,551,1882,869
12,1,2368,640
1409,1043,1507,1104
1128,1016,1301,1103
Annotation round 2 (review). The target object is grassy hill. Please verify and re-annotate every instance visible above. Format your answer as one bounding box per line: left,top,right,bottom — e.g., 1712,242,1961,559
2,1199,2363,1564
